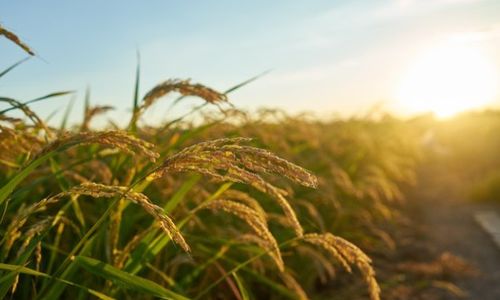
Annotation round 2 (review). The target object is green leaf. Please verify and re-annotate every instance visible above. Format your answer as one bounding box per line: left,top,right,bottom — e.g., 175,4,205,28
0,57,30,79
0,263,114,300
73,256,189,300
133,50,141,115
179,245,228,287
84,86,91,113
0,229,47,298
39,235,96,300
0,152,56,207
129,50,141,132
194,237,299,300
223,70,271,94
60,96,75,130
0,91,73,114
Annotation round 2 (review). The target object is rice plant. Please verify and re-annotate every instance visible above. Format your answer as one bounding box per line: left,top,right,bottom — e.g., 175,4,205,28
0,29,423,300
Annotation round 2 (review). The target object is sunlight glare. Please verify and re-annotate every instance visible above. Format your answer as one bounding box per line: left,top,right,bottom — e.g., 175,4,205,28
396,41,497,117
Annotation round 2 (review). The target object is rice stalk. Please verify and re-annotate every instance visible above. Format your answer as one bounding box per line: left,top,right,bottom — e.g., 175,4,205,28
109,197,127,262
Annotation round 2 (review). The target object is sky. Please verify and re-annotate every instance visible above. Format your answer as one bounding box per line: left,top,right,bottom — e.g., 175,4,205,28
1,0,500,125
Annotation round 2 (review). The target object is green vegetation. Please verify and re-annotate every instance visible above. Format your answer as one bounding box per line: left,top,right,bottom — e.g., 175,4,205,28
2,28,500,300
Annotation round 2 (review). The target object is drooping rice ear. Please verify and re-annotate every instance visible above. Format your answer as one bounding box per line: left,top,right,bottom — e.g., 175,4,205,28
131,79,229,125
81,105,114,131
149,137,318,237
279,271,309,300
142,79,228,109
67,182,190,252
303,233,380,300
202,199,284,271
34,130,159,163
0,25,35,55
0,97,51,137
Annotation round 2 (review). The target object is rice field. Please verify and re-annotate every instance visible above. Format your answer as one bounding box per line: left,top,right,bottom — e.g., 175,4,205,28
2,25,500,300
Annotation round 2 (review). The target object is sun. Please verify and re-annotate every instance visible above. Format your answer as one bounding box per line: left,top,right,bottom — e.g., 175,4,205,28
396,41,497,118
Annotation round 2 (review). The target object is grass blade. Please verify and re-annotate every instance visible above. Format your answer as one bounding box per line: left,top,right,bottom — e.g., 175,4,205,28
0,57,30,79
0,91,73,114
133,50,140,117
39,235,96,300
0,152,56,207
60,96,75,130
224,70,271,94
129,50,141,132
73,256,189,300
0,263,114,300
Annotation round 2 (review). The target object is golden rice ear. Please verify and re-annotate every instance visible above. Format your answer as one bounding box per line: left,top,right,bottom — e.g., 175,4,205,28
149,137,318,237
202,199,284,272
295,199,326,232
221,189,267,218
142,79,228,109
303,233,380,300
0,97,51,137
130,79,229,125
82,160,114,184
4,197,60,252
0,25,35,55
81,105,114,131
227,146,318,188
0,124,44,167
34,130,159,162
295,245,336,284
18,218,53,255
114,229,152,268
280,271,309,300
67,182,190,252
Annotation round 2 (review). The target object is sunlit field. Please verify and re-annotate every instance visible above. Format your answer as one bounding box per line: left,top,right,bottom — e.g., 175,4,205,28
2,3,500,299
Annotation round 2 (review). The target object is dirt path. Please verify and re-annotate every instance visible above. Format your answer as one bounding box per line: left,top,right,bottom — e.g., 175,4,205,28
408,169,500,299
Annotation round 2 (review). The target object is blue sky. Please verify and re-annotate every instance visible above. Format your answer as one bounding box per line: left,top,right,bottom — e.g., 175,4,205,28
1,0,500,125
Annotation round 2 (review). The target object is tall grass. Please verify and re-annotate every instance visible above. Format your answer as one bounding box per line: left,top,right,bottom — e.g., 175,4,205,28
0,31,421,299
